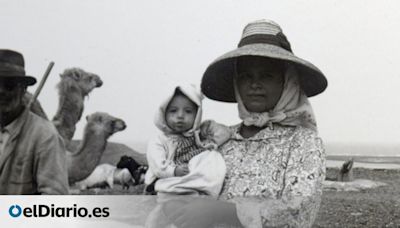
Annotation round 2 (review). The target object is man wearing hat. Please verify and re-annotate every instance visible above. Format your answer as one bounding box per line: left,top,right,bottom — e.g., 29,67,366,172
0,49,68,194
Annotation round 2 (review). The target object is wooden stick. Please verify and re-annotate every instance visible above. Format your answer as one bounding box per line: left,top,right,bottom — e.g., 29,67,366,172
27,61,55,109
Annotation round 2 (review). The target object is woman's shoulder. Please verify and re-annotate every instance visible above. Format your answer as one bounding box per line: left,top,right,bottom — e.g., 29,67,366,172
226,123,305,140
225,123,322,142
291,126,324,150
292,125,319,137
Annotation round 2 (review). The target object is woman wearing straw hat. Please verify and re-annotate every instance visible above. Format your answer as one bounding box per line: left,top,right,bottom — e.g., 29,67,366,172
170,20,327,227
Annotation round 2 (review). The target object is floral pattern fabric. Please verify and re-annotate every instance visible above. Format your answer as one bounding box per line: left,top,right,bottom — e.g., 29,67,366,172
219,123,325,227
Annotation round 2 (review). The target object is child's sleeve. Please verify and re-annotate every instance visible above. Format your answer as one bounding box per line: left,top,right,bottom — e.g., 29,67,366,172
146,135,176,178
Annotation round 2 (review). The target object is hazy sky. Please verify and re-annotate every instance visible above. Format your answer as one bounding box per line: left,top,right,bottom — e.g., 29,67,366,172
1,0,400,149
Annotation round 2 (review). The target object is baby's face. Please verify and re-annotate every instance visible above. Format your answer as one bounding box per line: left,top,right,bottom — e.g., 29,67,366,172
165,94,198,133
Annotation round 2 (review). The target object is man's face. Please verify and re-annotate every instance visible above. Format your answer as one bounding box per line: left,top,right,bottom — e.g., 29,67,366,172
0,79,26,113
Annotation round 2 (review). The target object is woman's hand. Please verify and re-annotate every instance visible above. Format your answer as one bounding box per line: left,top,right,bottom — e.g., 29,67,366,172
167,198,243,228
174,165,189,176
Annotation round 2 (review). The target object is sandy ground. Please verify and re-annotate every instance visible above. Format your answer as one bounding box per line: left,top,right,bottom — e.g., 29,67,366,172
314,168,400,227
73,167,400,227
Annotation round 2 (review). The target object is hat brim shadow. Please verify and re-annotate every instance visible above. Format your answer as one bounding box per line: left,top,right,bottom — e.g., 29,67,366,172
0,75,37,86
201,44,328,102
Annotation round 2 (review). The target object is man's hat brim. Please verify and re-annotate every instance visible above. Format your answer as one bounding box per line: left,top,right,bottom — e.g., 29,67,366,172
201,43,328,102
0,75,37,86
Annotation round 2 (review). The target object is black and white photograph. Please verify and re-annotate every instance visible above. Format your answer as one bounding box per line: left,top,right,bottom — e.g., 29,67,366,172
1,1,400,227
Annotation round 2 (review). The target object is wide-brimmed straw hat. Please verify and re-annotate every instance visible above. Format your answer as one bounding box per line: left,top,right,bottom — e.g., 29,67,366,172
201,19,327,102
0,49,36,86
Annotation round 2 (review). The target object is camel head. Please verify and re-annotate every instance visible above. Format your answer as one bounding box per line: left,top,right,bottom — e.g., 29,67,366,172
68,113,126,184
59,68,103,96
85,112,126,138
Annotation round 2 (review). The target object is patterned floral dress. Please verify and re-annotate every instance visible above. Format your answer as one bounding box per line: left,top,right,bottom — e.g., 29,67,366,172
219,123,326,227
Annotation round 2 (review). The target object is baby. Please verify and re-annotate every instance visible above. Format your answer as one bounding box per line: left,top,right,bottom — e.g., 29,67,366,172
144,84,229,196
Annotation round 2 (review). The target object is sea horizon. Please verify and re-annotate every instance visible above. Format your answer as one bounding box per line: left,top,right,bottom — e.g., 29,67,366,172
119,141,400,157
108,140,400,169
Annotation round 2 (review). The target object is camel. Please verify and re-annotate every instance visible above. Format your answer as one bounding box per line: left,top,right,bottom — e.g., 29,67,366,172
23,68,145,184
24,67,102,147
52,68,103,145
67,112,127,184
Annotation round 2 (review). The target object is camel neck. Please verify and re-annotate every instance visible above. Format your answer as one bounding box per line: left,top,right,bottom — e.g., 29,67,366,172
68,128,109,183
53,83,85,142
77,127,108,155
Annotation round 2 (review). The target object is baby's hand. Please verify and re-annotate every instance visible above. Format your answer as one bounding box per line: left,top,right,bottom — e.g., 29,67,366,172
199,120,215,139
174,165,189,177
200,120,232,147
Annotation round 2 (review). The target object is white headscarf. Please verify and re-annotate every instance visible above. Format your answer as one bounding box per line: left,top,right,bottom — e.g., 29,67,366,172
154,84,203,136
235,65,317,131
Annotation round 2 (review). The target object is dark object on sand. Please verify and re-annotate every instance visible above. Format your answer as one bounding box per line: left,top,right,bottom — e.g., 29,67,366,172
117,155,148,185
325,159,354,182
337,159,354,182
